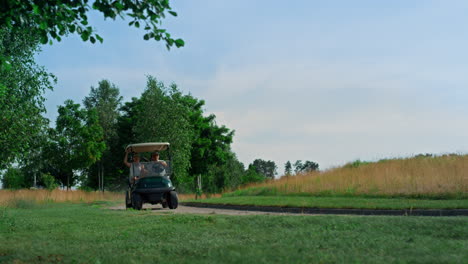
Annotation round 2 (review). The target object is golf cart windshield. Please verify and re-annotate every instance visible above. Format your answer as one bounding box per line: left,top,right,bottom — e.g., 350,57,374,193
129,161,172,179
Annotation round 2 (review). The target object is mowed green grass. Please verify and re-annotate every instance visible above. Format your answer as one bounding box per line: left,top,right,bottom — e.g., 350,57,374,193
185,196,468,209
1,202,467,263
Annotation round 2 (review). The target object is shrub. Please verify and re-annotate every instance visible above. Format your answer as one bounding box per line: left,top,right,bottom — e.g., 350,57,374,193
41,173,59,190
1,168,26,189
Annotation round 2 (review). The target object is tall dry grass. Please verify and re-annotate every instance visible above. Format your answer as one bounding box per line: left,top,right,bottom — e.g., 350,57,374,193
0,189,122,207
0,189,217,207
232,154,468,198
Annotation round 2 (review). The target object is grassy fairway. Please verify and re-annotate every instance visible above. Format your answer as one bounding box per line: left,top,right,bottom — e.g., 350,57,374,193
1,203,467,263
185,196,468,209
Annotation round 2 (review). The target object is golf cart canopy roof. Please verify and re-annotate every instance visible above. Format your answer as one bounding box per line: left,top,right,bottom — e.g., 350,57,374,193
126,142,170,153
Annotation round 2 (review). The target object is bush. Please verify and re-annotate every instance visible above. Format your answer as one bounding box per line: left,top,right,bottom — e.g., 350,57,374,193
41,173,59,190
78,185,94,192
240,168,265,185
1,168,26,189
346,160,371,169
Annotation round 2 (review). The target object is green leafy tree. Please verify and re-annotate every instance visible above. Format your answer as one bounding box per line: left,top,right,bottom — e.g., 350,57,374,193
134,76,193,186
293,160,319,174
46,100,105,189
182,95,235,191
284,161,292,176
0,27,55,169
203,152,244,193
251,159,277,179
302,160,319,172
83,80,122,191
1,167,26,189
17,128,50,188
110,97,142,188
116,80,237,192
293,160,303,174
240,164,265,185
0,0,184,50
41,172,59,190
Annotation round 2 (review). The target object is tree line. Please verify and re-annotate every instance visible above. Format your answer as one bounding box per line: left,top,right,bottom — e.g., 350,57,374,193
1,63,319,192
0,9,319,193
1,76,319,193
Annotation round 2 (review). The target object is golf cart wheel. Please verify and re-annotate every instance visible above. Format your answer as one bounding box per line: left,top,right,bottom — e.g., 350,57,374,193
125,192,132,209
162,201,168,208
168,191,178,209
132,193,143,210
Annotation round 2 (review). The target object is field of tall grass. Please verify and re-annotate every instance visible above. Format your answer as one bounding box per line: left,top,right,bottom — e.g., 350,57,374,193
0,189,122,207
228,154,468,199
0,189,213,208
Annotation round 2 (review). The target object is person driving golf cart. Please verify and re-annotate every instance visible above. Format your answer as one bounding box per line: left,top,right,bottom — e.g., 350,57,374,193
149,151,168,175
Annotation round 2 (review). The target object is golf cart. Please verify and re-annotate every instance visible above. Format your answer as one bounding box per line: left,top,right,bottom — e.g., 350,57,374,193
124,142,178,210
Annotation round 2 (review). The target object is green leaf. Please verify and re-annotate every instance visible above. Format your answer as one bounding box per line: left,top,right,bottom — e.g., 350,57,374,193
40,34,48,44
135,21,140,28
90,36,96,44
95,34,103,43
143,33,150,40
168,11,177,17
174,39,185,48
81,20,88,26
114,2,124,11
81,32,89,41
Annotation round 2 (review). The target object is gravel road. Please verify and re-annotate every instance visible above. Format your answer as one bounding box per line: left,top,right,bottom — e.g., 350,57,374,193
109,203,468,216
108,204,298,216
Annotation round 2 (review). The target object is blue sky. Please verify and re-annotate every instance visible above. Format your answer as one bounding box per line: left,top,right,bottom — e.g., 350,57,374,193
36,0,468,172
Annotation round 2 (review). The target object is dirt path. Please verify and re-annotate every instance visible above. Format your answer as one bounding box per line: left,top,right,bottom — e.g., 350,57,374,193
109,203,468,216
108,204,300,216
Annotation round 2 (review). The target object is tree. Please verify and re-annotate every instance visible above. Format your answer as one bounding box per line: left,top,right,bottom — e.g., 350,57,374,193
107,97,142,189
183,95,235,190
46,100,105,189
293,160,319,174
134,76,193,186
240,164,265,185
83,80,122,140
0,26,55,169
284,161,292,176
250,159,277,179
302,160,319,172
203,152,244,193
83,80,122,191
1,167,26,189
0,0,184,51
293,160,303,174
115,77,237,192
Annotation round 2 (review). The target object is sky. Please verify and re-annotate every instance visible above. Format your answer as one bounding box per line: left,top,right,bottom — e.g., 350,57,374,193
36,0,468,173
